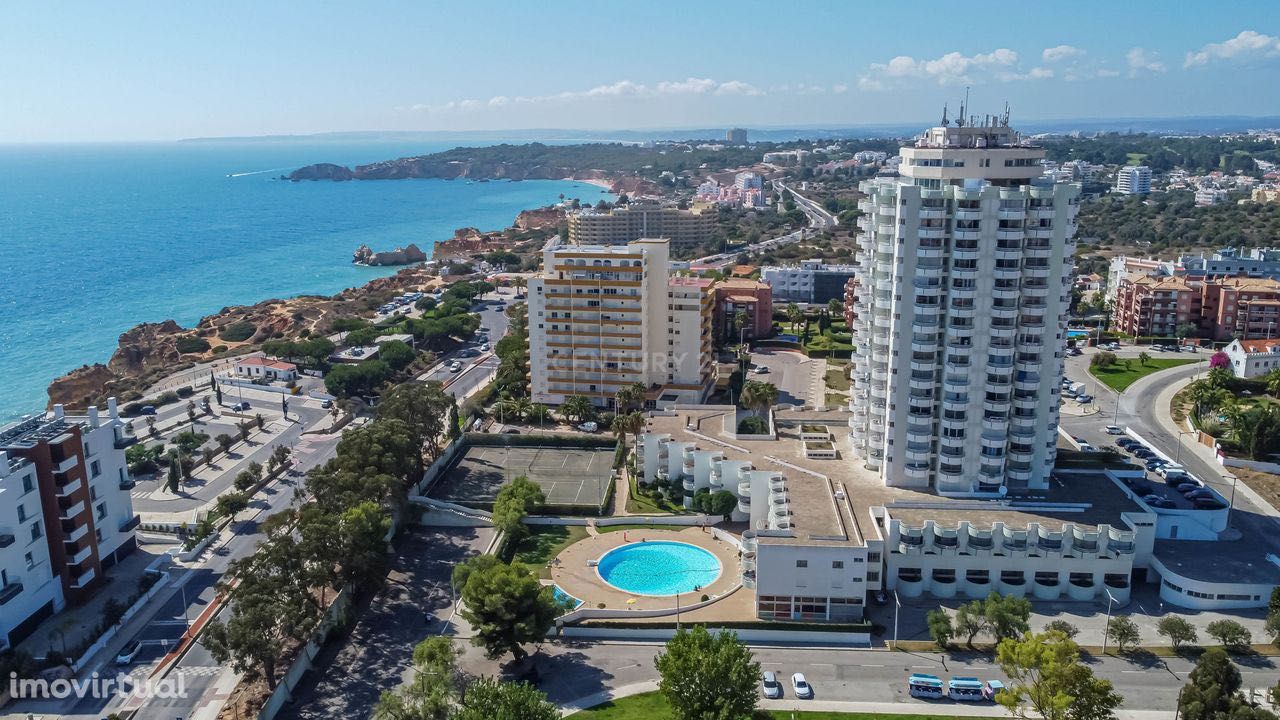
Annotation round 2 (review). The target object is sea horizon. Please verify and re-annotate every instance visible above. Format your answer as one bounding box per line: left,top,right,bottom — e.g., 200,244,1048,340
0,139,607,421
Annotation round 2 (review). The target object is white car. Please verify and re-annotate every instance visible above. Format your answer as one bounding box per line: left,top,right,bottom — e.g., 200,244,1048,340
116,639,143,665
1104,425,1123,435
791,673,812,698
762,671,782,698
577,421,598,433
448,361,462,373
752,365,769,374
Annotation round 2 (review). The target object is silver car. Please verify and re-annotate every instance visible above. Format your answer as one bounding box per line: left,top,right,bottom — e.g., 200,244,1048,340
761,670,782,698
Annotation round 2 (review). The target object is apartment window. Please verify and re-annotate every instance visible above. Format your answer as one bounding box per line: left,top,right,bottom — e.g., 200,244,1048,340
22,475,33,494
17,504,26,523
24,552,34,570
96,528,104,543
796,560,808,568
90,460,101,478
91,486,99,501
867,552,881,563
867,571,880,582
30,521,42,542
96,502,107,521
832,561,844,569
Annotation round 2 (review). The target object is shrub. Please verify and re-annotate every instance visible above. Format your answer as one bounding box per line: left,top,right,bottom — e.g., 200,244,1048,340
218,321,257,342
211,345,228,354
736,416,769,434
176,386,194,398
175,336,210,354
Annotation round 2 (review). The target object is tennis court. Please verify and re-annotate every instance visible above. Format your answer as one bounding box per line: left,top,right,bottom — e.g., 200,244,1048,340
430,444,615,509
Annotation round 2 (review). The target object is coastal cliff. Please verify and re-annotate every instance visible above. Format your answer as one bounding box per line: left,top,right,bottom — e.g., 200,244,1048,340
45,266,441,410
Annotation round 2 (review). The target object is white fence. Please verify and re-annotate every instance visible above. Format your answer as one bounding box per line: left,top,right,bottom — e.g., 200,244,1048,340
561,625,870,646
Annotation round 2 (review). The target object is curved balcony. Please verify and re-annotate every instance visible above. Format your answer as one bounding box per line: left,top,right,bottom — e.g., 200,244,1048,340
1067,574,1097,601
897,569,924,598
683,477,697,492
931,570,958,598
735,480,753,497
963,573,992,598
1033,575,1061,600
737,498,751,514
904,464,931,482
997,574,1027,597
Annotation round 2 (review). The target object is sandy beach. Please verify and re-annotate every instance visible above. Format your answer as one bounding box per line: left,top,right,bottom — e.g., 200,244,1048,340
573,176,615,190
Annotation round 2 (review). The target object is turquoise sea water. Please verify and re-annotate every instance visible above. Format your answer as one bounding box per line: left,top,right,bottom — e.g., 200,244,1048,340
0,141,606,420
596,541,722,596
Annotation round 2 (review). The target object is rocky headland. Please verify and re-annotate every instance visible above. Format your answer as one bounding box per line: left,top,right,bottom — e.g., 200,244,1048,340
352,242,428,266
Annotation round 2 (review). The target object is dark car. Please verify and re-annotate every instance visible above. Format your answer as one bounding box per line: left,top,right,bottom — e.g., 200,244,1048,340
1175,482,1201,493
1142,493,1164,504
1132,449,1155,459
140,405,157,415
1145,460,1167,471
1130,482,1153,495
1150,498,1177,509
1117,437,1138,448
1194,498,1227,510
1184,488,1216,500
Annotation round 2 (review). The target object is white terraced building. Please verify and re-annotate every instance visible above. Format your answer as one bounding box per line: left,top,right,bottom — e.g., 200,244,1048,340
528,237,714,409
848,119,1080,496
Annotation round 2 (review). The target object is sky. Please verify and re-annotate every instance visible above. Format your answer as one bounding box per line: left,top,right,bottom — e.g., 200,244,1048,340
2,1,1279,142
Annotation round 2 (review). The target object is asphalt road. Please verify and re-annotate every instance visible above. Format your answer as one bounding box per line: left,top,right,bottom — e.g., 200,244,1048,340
747,348,819,406
417,291,512,387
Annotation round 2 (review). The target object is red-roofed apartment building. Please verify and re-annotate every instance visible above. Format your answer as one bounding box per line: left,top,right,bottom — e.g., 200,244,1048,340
711,278,773,341
234,356,298,382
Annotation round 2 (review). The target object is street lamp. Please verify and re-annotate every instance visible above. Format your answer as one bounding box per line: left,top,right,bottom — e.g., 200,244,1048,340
1100,588,1117,653
1174,430,1195,464
1224,474,1238,530
892,590,901,650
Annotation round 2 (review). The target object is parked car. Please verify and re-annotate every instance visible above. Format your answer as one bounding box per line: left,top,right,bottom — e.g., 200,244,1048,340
1194,498,1227,510
791,673,813,699
1150,497,1177,509
1156,464,1187,478
1175,482,1201,493
1184,488,1216,500
577,421,598,433
1163,471,1191,485
1132,449,1155,460
1130,482,1153,495
762,671,782,699
1117,437,1138,448
1078,443,1097,453
480,343,490,352
1076,394,1094,404
116,639,143,665
231,401,251,412
1145,459,1167,471
983,680,1006,701
1143,493,1164,504
1105,425,1123,435
140,405,157,415
753,365,770,374
320,399,334,409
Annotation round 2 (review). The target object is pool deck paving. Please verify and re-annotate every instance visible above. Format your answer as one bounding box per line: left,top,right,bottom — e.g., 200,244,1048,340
551,528,747,614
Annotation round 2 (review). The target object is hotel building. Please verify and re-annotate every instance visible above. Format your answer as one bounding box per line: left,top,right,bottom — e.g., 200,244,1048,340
1116,165,1153,195
0,400,139,648
566,204,715,249
528,237,715,409
847,119,1079,495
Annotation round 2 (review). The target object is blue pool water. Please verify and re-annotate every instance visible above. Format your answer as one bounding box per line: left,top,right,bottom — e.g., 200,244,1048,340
596,541,721,596
552,585,582,610
1067,329,1091,338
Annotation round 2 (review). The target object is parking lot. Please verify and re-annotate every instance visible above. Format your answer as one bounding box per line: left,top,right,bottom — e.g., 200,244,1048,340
746,348,820,407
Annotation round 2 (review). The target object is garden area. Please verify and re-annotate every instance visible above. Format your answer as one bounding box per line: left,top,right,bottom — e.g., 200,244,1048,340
773,301,854,359
1087,351,1196,392
1174,357,1280,462
499,524,589,577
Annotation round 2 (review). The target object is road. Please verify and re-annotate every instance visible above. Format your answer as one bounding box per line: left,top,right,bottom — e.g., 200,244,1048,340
456,638,1279,715
777,180,838,229
416,291,511,387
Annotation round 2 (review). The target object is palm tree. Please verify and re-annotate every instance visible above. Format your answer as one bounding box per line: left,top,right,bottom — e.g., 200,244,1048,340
740,380,779,418
512,276,528,295
732,310,750,343
1265,369,1280,398
560,395,595,424
1138,351,1151,366
827,298,843,318
786,303,804,332
610,411,646,455
614,382,646,413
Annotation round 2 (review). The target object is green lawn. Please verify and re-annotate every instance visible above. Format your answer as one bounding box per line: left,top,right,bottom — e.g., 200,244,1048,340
1088,358,1197,392
824,367,851,392
501,525,589,577
625,473,686,515
568,691,996,720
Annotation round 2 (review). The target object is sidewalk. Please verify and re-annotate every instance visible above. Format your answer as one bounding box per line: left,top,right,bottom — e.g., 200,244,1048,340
555,679,1170,719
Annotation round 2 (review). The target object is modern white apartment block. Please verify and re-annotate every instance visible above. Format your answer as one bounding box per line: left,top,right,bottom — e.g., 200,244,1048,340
1116,165,1153,195
566,204,715,249
0,399,139,649
528,237,714,409
847,119,1080,496
761,260,859,304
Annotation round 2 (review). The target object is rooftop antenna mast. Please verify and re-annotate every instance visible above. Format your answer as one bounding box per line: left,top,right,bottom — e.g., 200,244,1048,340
957,87,969,127
941,102,949,127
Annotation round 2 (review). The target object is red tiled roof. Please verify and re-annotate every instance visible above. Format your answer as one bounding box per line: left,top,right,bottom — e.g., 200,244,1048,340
1238,338,1280,353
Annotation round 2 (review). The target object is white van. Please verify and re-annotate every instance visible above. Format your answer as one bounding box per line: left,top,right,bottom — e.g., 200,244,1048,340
1156,464,1187,479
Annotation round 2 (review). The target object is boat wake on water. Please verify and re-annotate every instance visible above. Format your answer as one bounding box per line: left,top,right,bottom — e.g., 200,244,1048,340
226,167,288,178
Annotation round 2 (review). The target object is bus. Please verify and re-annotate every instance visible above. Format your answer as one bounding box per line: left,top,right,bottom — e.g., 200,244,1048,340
948,677,985,701
908,674,945,699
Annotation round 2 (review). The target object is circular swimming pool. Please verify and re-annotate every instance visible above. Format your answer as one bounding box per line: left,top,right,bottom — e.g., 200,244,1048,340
596,541,722,596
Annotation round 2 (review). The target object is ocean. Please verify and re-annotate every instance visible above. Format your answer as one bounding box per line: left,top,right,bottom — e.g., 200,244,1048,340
0,140,606,421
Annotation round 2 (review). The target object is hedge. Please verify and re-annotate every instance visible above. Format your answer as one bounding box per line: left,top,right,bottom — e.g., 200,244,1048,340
463,432,618,449
218,321,257,342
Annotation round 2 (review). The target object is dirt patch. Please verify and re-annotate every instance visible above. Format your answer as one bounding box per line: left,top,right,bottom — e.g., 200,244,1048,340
1230,466,1280,512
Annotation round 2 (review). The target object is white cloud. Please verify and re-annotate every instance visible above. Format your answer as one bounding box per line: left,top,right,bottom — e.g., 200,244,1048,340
1126,47,1166,77
998,66,1054,81
1095,68,1122,78
859,48,1023,88
714,80,764,96
1042,45,1085,63
1185,30,1280,67
832,83,849,94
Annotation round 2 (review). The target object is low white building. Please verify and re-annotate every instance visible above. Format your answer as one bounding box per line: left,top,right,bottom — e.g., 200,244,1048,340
1224,338,1280,378
235,356,298,382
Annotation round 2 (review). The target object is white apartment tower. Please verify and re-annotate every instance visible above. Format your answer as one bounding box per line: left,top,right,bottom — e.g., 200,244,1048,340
1115,165,1152,195
848,116,1080,496
529,237,714,409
